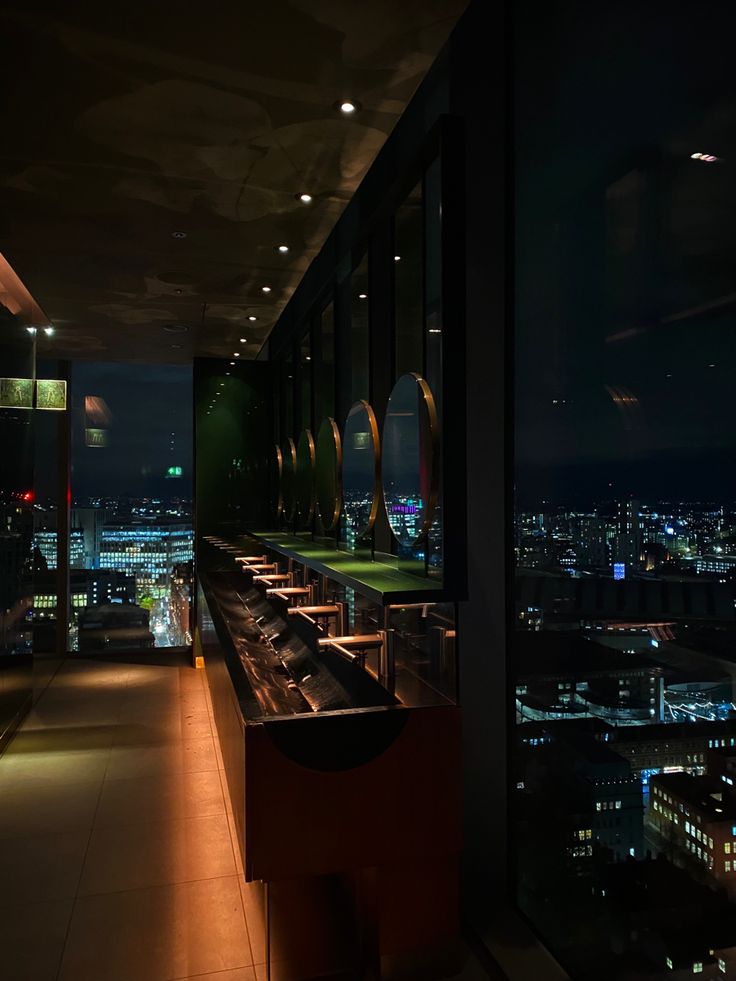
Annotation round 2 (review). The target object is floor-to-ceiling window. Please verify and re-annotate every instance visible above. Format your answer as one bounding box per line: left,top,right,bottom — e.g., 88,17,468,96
513,3,736,977
33,363,193,653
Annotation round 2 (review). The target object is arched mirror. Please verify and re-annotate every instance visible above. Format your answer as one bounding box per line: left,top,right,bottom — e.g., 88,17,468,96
269,444,283,521
282,437,297,522
342,400,380,540
315,418,342,531
381,373,439,546
296,429,316,526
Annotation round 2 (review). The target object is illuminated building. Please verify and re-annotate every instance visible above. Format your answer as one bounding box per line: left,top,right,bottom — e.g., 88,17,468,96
33,528,85,570
613,499,642,573
648,771,736,895
99,523,193,598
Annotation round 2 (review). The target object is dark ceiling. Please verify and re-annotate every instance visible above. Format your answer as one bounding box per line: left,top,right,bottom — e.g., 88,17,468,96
0,0,465,364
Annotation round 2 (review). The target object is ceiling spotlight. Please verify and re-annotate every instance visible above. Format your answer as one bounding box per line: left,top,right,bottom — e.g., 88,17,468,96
234,352,240,357
358,293,368,300
226,372,230,376
297,193,313,204
171,230,187,239
276,245,289,254
26,327,37,335
262,286,271,293
337,100,360,114
43,326,54,336
248,315,257,321
306,355,311,361
230,361,235,366
428,328,442,334
240,337,247,343
394,255,401,261
691,152,721,163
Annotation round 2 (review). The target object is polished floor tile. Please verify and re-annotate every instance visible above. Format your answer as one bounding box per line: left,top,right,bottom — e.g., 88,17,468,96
94,768,225,828
59,876,252,981
0,746,110,784
0,777,100,838
78,812,237,895
175,970,256,981
0,898,74,981
106,736,218,780
0,829,90,904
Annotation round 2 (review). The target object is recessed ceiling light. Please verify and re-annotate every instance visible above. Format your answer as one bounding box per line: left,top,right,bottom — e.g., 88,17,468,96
358,293,367,300
230,361,235,365
226,372,230,376
240,338,247,343
691,152,721,162
306,355,311,361
337,100,360,114
43,326,54,336
262,286,271,293
428,328,442,334
26,326,37,335
394,255,401,261
171,230,187,239
174,288,183,294
234,352,240,357
297,193,313,204
248,315,257,321
276,245,289,253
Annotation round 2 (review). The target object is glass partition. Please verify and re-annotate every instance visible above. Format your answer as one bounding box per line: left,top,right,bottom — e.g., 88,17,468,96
514,3,736,977
394,182,423,377
316,302,335,424
69,363,193,653
342,400,380,546
351,255,370,403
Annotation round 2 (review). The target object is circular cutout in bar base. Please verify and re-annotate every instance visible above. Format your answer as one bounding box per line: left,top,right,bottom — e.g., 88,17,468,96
296,429,316,527
315,417,342,531
281,437,297,523
270,444,283,521
381,373,439,546
342,400,381,542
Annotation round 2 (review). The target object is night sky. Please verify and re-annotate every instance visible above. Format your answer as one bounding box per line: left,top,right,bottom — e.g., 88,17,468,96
514,0,736,509
36,363,193,502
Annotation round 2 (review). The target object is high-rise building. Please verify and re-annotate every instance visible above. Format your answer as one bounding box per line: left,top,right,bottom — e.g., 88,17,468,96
577,515,611,568
613,499,642,573
99,522,193,598
33,528,85,570
71,507,108,568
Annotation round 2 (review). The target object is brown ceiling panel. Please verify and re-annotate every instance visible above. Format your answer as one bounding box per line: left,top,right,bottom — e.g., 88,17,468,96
0,0,466,363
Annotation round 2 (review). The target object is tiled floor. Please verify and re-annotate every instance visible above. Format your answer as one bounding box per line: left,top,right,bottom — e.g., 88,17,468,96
0,654,493,981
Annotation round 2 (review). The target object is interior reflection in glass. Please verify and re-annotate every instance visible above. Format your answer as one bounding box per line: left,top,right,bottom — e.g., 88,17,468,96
281,437,297,522
382,373,439,546
270,444,283,521
342,401,380,542
315,418,342,532
296,429,315,527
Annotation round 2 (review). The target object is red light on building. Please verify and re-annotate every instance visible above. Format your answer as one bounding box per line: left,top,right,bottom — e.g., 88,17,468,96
21,490,33,502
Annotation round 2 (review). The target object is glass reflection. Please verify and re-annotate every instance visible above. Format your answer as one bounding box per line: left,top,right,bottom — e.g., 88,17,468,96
296,430,315,527
342,401,380,542
281,438,297,522
382,374,439,546
315,418,342,532
270,444,283,522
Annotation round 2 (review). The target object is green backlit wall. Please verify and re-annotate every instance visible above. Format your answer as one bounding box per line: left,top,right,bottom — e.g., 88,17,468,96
194,358,274,537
